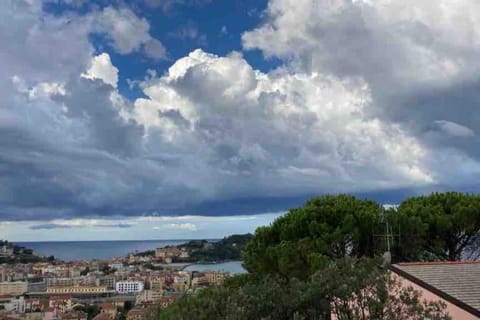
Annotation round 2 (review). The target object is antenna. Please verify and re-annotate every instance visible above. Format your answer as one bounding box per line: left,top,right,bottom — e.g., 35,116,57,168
374,211,400,267
386,217,391,252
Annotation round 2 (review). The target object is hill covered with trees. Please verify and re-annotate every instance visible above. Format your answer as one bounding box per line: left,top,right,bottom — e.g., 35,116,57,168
136,234,253,262
0,240,54,264
183,233,253,262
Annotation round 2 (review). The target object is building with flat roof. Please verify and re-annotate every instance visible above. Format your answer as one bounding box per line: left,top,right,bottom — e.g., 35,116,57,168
46,285,108,295
115,281,144,294
0,281,28,295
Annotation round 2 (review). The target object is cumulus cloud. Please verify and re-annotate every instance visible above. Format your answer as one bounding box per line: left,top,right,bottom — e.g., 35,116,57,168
242,0,480,185
91,6,167,59
242,0,480,86
82,53,119,88
95,7,149,53
134,49,432,195
241,0,480,136
4,0,480,225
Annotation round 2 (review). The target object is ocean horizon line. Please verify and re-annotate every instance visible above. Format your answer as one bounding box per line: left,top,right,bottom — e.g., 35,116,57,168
13,238,221,244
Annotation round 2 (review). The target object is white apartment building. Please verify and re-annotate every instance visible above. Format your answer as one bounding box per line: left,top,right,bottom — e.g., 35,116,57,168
115,281,144,294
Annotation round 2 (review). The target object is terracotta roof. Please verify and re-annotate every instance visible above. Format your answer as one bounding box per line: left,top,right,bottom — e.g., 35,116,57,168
57,310,87,320
93,313,115,320
99,302,116,309
391,261,480,316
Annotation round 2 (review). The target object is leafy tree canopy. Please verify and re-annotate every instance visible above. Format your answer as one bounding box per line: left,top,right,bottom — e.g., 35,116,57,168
152,192,480,319
151,258,450,320
394,192,480,261
243,195,384,279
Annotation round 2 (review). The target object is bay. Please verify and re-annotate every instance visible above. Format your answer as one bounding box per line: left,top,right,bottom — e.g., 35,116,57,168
15,240,208,261
184,261,247,274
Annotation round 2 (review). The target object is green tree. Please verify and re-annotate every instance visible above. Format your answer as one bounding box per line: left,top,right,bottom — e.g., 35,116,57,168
100,264,117,275
243,195,384,279
150,274,326,320
314,258,450,320
151,258,450,320
151,193,471,319
80,266,90,276
73,304,99,320
394,192,480,261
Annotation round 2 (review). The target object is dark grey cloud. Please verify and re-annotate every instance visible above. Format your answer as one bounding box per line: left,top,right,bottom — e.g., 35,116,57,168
0,1,192,221
55,78,145,156
158,109,190,128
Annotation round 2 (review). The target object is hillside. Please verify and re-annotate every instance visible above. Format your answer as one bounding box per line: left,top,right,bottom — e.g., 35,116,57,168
183,234,253,262
0,240,54,264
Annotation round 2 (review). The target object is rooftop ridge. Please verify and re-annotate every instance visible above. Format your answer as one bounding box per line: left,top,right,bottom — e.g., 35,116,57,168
395,260,480,266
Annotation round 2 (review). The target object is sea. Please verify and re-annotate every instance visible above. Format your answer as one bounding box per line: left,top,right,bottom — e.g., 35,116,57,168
14,240,247,274
184,261,247,274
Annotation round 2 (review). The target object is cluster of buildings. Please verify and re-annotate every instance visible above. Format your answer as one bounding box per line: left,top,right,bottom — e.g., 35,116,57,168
0,245,14,259
0,250,230,320
154,247,189,264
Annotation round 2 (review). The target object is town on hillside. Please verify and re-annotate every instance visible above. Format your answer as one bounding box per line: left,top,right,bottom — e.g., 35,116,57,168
0,235,250,320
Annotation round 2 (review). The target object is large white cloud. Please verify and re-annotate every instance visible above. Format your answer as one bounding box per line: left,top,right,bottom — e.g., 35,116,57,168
242,0,480,186
242,0,480,87
133,49,433,197
3,0,480,224
82,53,119,88
93,6,167,59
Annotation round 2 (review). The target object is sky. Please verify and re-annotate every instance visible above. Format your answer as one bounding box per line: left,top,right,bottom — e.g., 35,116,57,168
2,0,480,241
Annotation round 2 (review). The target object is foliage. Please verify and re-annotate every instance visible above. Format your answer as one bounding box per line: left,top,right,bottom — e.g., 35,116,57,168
182,234,253,262
0,240,51,264
151,258,450,320
394,192,480,261
152,192,480,319
73,304,99,320
101,264,117,275
316,258,450,320
244,192,480,269
117,307,127,320
135,250,155,257
243,195,384,279
144,262,164,271
150,275,314,320
80,266,90,276
124,300,134,311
